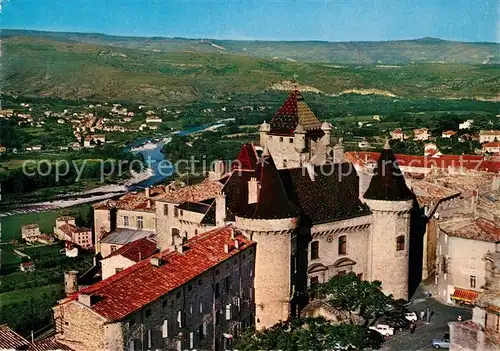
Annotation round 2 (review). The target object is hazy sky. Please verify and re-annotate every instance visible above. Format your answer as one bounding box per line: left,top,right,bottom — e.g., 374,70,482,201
2,0,498,42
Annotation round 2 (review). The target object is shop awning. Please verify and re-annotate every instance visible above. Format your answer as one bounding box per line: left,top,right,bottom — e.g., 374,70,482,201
451,287,479,303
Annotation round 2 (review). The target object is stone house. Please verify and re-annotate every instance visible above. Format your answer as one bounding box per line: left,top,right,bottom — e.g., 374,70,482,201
442,130,457,138
54,216,92,249
435,217,500,305
22,223,41,243
414,128,430,141
483,142,500,155
449,250,500,350
390,128,404,141
53,226,255,351
101,237,158,280
479,130,500,144
20,261,35,272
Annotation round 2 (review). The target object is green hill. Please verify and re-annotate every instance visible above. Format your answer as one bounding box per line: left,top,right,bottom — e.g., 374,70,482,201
2,29,499,64
2,36,499,104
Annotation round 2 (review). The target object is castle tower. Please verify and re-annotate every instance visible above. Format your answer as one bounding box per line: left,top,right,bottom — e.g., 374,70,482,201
364,141,414,300
320,122,332,146
259,121,270,148
64,271,79,295
234,152,299,330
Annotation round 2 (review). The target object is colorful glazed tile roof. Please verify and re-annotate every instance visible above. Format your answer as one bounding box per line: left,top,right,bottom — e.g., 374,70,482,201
64,225,254,321
269,90,323,136
104,237,158,262
233,143,259,170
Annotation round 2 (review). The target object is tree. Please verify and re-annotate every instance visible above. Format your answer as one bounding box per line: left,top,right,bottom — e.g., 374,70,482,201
314,272,393,325
234,317,383,351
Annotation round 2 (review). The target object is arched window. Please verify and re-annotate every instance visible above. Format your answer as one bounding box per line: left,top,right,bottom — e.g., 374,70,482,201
171,228,180,244
283,159,288,168
396,235,405,251
338,235,347,255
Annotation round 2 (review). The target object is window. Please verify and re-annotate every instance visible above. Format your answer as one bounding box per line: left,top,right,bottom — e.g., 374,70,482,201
199,324,205,339
396,235,405,251
180,210,184,216
199,300,203,314
470,275,476,289
289,137,293,143
129,339,135,351
469,258,476,270
163,204,168,216
496,315,500,332
226,304,232,320
215,310,221,326
137,216,143,229
189,332,194,349
115,268,123,274
145,309,151,317
110,245,118,252
250,267,253,277
189,303,193,314
162,299,167,308
310,276,319,287
147,329,152,349
249,287,253,300
177,310,182,328
357,273,363,280
123,215,129,227
338,235,347,255
198,279,203,285
176,291,181,298
338,270,347,276
225,276,232,292
310,241,319,259
215,282,220,298
279,137,283,142
162,319,168,338
174,207,179,217
283,159,287,168
194,229,198,235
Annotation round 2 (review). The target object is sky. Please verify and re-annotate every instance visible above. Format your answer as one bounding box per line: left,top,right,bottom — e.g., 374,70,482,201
1,0,498,42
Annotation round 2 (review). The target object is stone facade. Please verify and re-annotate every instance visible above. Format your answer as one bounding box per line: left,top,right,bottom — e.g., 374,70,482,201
21,224,40,242
101,254,135,280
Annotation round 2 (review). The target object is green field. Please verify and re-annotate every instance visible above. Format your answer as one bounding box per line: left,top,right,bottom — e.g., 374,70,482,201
3,36,499,105
0,203,93,242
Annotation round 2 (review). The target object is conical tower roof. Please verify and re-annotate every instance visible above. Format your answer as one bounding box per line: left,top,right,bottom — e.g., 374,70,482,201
363,142,413,201
269,90,323,136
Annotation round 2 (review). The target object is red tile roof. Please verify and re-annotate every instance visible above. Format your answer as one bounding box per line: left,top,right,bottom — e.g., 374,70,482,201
440,218,500,243
58,223,90,236
345,151,500,173
156,180,223,204
480,130,500,136
28,336,74,351
105,237,158,262
483,142,500,148
63,225,254,321
0,324,29,349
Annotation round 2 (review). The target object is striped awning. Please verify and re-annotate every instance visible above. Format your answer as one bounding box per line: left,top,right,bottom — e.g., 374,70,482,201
451,287,479,303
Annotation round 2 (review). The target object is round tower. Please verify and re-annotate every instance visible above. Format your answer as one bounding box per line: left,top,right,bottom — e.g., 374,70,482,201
234,153,300,330
259,121,270,148
364,141,414,300
64,270,79,295
321,121,332,146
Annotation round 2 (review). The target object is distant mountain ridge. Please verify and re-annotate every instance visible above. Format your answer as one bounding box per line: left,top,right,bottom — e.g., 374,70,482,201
2,29,499,64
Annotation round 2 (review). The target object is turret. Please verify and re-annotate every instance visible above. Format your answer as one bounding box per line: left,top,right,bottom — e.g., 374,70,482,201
293,124,306,153
259,121,270,148
364,141,414,300
321,122,332,146
234,154,299,329
64,271,79,295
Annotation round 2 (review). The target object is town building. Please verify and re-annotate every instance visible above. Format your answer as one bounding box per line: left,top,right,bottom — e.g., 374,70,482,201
54,216,92,249
146,116,162,123
442,130,457,138
21,223,41,243
480,130,500,144
435,217,499,305
101,237,158,280
390,128,404,141
414,128,430,141
449,250,500,350
53,226,255,351
459,119,474,130
20,261,35,272
483,142,500,155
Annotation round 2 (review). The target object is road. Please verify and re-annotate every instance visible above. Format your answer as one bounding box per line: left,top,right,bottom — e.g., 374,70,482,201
381,290,472,350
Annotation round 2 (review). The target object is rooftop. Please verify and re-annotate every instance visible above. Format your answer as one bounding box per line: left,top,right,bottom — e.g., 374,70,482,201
22,223,39,229
0,324,29,350
58,223,90,236
63,225,254,321
411,180,460,210
155,180,223,204
104,237,158,262
439,218,500,243
479,130,500,135
101,228,154,246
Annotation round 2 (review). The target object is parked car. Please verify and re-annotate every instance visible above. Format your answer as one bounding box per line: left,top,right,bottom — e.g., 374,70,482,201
381,317,410,331
369,324,395,337
404,311,418,321
432,334,450,349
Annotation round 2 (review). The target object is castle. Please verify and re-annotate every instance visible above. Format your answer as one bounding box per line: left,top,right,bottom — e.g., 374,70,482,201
93,89,416,332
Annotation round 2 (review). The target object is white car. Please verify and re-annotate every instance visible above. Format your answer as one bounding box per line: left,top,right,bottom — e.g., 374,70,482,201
368,324,395,336
404,312,418,322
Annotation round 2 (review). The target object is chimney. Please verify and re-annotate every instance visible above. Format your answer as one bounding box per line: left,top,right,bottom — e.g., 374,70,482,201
215,192,226,226
150,257,162,267
78,293,98,307
146,199,152,209
231,228,235,239
145,187,151,198
64,271,79,295
234,239,239,249
224,244,229,253
248,178,260,204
